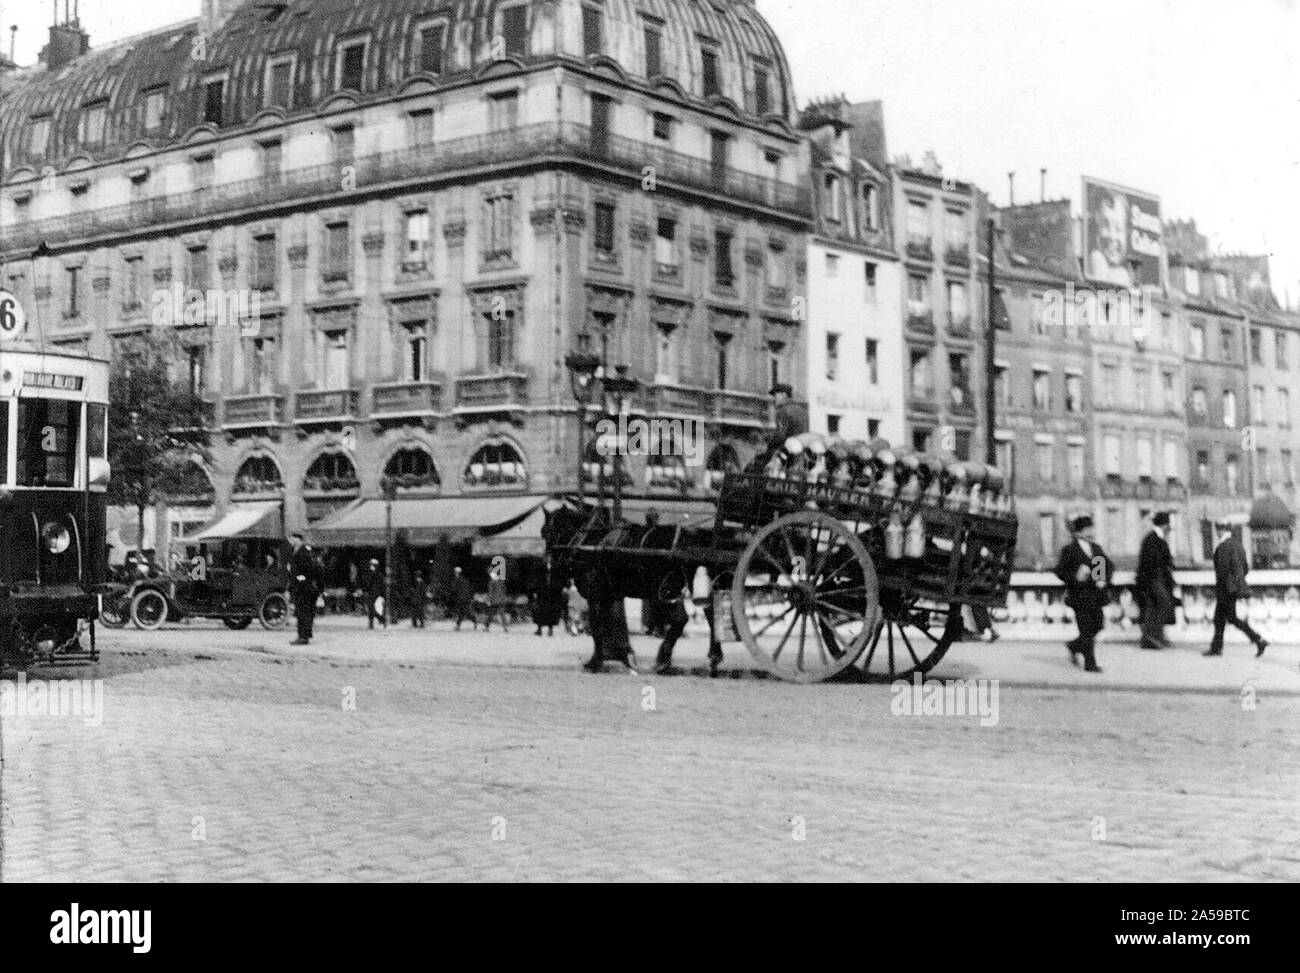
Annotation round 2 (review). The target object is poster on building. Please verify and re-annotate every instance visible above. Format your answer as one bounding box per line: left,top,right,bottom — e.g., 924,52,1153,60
1081,177,1163,287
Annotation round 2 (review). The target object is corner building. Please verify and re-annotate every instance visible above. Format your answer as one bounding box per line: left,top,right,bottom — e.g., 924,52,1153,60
0,0,811,554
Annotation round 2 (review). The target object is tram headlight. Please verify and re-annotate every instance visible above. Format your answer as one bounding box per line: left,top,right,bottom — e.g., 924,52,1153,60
42,522,71,554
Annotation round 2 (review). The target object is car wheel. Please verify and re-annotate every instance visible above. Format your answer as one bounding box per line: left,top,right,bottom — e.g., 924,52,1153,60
130,589,169,631
222,617,254,630
99,598,128,628
259,593,289,630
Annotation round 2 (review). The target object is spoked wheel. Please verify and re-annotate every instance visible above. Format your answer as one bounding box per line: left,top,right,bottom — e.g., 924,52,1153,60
99,596,128,628
129,589,169,631
855,595,964,682
258,593,290,630
731,511,881,683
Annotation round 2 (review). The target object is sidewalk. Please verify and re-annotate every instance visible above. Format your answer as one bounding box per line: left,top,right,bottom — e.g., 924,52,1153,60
101,614,1300,695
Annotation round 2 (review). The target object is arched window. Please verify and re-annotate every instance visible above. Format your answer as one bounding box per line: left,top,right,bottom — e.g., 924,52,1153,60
705,445,740,490
232,454,283,494
465,441,526,488
304,452,360,493
384,447,441,488
159,458,216,503
583,441,632,487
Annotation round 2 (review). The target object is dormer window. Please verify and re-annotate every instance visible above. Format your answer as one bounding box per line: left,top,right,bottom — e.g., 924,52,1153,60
701,45,720,97
582,5,604,57
336,38,367,92
266,57,294,109
753,63,772,115
81,101,107,147
644,22,663,76
501,5,528,57
203,77,225,126
419,22,446,74
28,115,51,156
861,184,879,231
143,87,167,131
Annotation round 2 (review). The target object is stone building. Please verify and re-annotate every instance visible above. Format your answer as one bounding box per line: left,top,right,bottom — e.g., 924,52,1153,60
893,154,981,459
999,197,1192,568
0,0,811,557
799,97,902,444
1165,220,1253,562
983,199,1095,570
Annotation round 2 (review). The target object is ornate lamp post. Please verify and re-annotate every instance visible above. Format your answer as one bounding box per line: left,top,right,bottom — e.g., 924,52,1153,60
380,474,398,628
565,350,601,506
601,364,641,524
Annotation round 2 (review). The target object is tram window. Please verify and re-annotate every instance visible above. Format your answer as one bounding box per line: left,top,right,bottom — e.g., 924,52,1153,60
0,402,8,485
16,399,81,488
87,403,107,458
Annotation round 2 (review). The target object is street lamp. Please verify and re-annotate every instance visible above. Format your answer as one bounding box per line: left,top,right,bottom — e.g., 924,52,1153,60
380,474,398,628
601,364,641,525
565,350,601,507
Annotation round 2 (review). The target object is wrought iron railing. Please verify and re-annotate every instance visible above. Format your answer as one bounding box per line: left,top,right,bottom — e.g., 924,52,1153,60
4,122,811,253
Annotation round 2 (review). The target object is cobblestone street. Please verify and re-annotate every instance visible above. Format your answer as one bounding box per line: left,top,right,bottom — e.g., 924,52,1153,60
2,622,1298,882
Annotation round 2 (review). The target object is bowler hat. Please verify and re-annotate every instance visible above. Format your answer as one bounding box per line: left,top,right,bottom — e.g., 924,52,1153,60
769,382,794,397
1070,515,1094,533
1152,511,1170,528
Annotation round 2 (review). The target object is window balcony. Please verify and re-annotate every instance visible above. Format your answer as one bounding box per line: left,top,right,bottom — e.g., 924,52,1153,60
654,261,682,284
294,388,360,424
371,379,443,418
907,310,935,334
455,372,529,411
945,245,971,268
222,393,284,428
906,237,934,262
947,314,972,337
0,122,812,257
711,389,771,427
645,383,712,417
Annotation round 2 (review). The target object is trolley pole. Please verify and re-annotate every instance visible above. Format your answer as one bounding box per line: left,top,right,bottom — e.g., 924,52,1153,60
984,217,999,467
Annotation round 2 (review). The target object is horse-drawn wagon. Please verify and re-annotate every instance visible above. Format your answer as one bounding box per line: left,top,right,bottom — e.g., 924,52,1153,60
552,435,1018,683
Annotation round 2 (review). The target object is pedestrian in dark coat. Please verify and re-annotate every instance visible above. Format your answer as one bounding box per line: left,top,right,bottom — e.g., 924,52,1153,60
287,533,323,645
1135,511,1176,649
1054,516,1113,673
532,561,564,636
1205,522,1269,657
363,558,384,628
580,566,636,673
449,567,476,630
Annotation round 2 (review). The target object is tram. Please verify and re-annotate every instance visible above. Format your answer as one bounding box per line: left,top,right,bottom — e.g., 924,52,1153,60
0,343,111,669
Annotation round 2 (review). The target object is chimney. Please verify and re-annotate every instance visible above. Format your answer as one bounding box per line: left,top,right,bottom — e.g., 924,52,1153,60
200,0,247,37
1040,168,1047,202
1007,172,1015,206
44,20,89,70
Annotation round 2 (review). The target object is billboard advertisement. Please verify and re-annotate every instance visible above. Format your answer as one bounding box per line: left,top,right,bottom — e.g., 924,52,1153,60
1082,177,1163,287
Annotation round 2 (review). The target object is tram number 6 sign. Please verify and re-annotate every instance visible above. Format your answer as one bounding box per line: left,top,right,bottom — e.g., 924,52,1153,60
0,290,27,338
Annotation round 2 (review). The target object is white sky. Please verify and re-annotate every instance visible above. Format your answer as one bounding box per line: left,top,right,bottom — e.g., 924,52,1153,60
5,0,1298,302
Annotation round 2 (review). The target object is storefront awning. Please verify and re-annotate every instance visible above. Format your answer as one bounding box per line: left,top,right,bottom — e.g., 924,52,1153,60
182,501,283,543
473,506,548,558
307,494,547,548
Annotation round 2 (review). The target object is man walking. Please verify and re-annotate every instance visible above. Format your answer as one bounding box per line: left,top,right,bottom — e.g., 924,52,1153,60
1135,511,1176,649
449,566,476,631
1054,515,1113,673
1205,520,1269,658
363,557,384,629
287,532,322,646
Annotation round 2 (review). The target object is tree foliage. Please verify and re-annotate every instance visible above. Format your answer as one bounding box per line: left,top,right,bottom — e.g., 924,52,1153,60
107,329,213,530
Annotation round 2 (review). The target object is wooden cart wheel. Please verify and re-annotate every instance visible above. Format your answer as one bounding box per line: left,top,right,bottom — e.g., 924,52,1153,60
855,595,964,681
731,511,881,683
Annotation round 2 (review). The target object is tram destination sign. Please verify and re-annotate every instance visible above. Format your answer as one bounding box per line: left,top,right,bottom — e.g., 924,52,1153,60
23,371,85,391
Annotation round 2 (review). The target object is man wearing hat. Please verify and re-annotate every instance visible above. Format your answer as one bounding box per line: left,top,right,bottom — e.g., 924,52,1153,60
363,557,385,629
287,532,323,646
1054,515,1113,673
746,383,810,473
1206,520,1269,658
1135,511,1176,649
